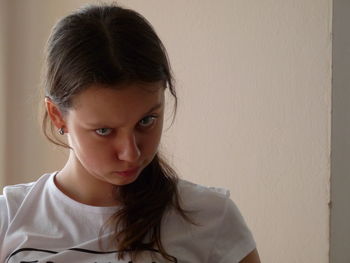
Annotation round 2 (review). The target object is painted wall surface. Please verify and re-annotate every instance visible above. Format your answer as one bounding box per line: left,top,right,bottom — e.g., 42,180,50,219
0,0,9,190
0,1,332,262
3,0,68,188
331,0,350,262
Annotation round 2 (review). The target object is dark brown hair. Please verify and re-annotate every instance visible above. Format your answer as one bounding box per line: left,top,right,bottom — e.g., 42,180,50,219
42,4,190,262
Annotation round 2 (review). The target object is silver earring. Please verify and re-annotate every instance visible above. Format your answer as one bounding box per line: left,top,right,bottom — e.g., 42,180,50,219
58,128,64,135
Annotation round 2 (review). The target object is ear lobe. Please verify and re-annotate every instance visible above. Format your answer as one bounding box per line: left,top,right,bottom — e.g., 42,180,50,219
45,97,67,130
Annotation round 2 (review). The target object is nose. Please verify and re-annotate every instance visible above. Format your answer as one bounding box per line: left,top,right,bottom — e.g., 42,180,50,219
115,131,141,163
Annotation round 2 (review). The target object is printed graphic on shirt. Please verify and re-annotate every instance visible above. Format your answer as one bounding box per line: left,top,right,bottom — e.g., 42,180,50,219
6,247,177,263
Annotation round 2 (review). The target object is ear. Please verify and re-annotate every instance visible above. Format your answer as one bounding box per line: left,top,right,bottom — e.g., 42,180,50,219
45,97,68,133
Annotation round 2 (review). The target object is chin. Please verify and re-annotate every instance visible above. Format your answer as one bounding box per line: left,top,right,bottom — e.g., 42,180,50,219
108,172,141,186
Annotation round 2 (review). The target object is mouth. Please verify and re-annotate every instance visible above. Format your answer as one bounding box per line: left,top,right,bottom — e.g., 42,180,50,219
114,167,140,177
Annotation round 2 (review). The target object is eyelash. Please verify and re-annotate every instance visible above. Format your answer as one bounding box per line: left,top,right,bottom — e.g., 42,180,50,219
94,115,158,136
95,128,113,136
138,115,157,128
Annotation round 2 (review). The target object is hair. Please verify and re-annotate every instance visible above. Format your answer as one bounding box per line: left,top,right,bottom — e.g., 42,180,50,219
42,4,191,262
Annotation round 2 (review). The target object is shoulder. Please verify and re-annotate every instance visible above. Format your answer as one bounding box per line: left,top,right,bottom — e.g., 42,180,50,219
176,179,250,227
0,173,53,234
2,175,49,214
177,179,233,214
177,179,229,197
1,181,35,222
0,181,35,246
2,181,36,204
175,179,257,262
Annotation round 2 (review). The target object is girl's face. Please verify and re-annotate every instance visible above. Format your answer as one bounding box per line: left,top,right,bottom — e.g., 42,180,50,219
62,82,165,186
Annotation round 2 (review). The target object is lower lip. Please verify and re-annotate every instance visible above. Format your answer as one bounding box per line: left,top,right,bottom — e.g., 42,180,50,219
115,169,139,177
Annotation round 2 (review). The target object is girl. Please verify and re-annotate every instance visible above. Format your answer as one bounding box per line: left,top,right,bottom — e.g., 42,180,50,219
0,4,260,263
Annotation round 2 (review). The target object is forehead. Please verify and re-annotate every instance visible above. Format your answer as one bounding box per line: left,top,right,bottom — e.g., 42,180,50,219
74,82,163,105
69,82,164,125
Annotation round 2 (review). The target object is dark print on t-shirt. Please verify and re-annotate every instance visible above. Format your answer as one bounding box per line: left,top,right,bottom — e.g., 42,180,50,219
6,247,177,263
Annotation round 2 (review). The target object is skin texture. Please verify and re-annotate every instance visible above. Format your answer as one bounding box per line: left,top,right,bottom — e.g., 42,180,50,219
45,82,165,206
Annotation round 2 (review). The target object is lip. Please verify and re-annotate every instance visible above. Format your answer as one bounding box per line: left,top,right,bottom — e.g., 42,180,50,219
121,167,139,173
114,167,140,177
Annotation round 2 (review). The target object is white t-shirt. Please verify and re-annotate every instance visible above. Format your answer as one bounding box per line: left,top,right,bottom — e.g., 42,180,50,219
0,172,256,262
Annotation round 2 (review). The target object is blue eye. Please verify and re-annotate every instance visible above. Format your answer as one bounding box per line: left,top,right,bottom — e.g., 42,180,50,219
95,128,113,136
139,116,157,128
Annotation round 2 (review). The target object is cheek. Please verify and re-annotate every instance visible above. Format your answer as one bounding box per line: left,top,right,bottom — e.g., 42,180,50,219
140,125,163,156
69,129,111,164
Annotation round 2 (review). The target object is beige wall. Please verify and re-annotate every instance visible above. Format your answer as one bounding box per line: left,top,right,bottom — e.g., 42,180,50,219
0,0,9,188
0,0,334,262
2,0,69,188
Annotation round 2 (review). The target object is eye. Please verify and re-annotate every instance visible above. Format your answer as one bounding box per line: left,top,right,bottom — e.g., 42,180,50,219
95,128,113,136
138,116,157,128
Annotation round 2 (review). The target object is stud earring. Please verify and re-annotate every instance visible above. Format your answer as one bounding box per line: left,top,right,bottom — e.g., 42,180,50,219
58,128,64,135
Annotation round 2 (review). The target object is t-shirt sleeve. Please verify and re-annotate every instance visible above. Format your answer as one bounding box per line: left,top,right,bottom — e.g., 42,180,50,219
0,194,9,247
207,195,256,263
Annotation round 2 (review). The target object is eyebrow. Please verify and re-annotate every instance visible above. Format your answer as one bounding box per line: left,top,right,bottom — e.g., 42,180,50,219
85,102,163,128
145,102,163,114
